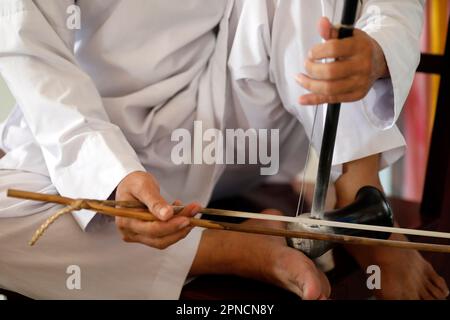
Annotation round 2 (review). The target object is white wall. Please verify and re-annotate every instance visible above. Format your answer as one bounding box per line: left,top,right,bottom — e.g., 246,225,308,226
0,77,15,121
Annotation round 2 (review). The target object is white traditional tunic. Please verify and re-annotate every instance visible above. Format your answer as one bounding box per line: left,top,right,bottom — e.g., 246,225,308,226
227,0,424,185
0,0,424,299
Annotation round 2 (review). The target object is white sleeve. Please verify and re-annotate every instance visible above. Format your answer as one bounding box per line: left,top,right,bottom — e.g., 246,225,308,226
331,103,405,180
357,0,425,129
228,0,283,130
268,0,407,181
0,1,145,228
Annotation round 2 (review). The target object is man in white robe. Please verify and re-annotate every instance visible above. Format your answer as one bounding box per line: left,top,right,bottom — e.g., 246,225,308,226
0,0,447,299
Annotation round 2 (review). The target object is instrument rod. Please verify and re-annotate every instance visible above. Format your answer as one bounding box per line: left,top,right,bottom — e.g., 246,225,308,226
311,0,360,219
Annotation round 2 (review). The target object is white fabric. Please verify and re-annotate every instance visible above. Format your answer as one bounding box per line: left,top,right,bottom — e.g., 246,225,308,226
0,0,423,299
0,0,423,223
0,169,203,299
229,0,423,180
0,0,233,229
0,0,233,300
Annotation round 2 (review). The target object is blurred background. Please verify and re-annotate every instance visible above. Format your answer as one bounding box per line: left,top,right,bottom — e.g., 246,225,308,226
390,0,449,202
0,0,449,202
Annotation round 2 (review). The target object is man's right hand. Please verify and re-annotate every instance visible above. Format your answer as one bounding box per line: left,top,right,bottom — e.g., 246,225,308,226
115,171,201,249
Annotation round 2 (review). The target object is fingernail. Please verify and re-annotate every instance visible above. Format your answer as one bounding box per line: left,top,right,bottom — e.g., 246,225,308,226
159,206,171,220
179,219,190,230
308,50,313,59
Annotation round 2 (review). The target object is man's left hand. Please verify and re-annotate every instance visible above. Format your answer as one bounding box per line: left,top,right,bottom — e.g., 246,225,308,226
297,17,389,106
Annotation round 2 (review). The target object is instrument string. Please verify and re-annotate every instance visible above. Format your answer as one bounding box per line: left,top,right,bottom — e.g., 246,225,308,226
295,0,339,218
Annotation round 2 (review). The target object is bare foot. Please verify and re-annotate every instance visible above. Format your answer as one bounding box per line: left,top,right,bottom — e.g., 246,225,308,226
267,242,331,299
347,234,449,300
191,209,331,300
255,210,331,299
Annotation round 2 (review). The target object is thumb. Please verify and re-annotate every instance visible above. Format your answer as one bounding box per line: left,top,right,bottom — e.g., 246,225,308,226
318,17,338,40
116,171,174,221
134,184,173,221
143,192,173,221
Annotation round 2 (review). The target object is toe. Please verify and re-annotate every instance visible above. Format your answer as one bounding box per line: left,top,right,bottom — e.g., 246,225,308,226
272,248,326,300
425,279,446,300
426,266,449,299
291,261,328,300
298,268,330,300
319,270,331,298
429,277,449,299
299,273,324,300
420,283,436,300
434,277,449,298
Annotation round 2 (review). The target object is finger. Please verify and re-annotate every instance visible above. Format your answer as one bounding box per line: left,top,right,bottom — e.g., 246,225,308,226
304,59,362,81
309,38,355,61
318,17,338,41
296,73,359,96
132,226,194,250
177,202,203,218
116,216,133,232
115,217,139,241
115,221,139,240
299,89,365,105
173,200,200,217
117,215,191,238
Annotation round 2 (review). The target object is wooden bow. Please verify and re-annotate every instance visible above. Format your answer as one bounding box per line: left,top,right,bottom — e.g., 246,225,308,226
7,189,450,254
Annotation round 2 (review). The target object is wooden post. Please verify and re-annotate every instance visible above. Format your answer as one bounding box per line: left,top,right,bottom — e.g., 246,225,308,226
421,18,450,218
